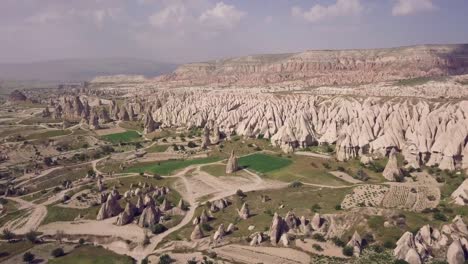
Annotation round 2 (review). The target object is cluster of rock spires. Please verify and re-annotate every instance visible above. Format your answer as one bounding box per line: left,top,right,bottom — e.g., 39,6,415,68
157,44,468,87
148,92,467,172
46,95,160,134
95,181,185,230
394,216,468,264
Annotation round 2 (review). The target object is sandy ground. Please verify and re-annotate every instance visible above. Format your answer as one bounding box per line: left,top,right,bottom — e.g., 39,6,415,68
1,196,47,235
214,244,310,264
330,171,362,184
39,217,147,242
295,238,347,258
294,151,331,159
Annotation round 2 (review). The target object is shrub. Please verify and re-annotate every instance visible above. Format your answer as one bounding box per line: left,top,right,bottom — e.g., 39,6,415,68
355,169,369,181
2,229,15,242
342,246,354,257
311,203,321,212
337,166,346,172
202,223,213,232
393,260,409,264
288,181,303,188
23,252,35,263
51,248,65,258
312,244,324,251
312,233,326,242
331,237,346,247
150,223,167,234
187,141,197,148
25,230,38,243
141,258,149,264
433,212,448,221
236,189,246,198
335,204,342,210
159,254,173,264
79,238,85,245
323,163,331,169
383,240,396,249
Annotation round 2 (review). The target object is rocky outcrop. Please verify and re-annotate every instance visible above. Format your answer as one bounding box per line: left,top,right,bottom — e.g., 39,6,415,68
96,192,122,220
115,202,136,226
191,224,204,240
226,151,239,174
269,213,287,245
451,179,468,205
148,92,468,171
346,231,362,257
138,204,161,228
210,198,229,212
383,148,404,181
157,44,468,87
447,239,467,264
238,202,250,219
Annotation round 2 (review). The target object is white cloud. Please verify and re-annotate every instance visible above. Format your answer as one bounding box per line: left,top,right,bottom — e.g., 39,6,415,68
392,0,436,16
199,2,245,30
292,0,362,23
26,7,122,28
149,4,189,28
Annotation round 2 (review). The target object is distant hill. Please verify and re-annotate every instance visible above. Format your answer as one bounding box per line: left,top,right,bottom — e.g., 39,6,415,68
158,44,468,87
0,58,177,82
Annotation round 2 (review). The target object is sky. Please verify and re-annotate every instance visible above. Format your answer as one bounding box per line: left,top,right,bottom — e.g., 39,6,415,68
1,0,467,64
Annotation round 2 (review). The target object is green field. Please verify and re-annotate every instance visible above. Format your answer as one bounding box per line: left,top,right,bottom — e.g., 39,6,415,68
42,204,101,225
26,129,71,140
0,241,34,263
48,245,134,264
126,156,220,175
101,130,141,143
146,144,169,153
238,153,292,173
201,164,226,177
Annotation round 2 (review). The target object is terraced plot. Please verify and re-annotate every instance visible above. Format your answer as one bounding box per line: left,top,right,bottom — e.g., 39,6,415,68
238,153,292,173
101,130,141,143
125,156,220,175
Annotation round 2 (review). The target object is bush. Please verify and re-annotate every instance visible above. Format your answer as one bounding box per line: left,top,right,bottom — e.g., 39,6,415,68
51,248,65,258
383,240,396,249
355,169,369,181
433,212,448,221
393,260,409,264
312,244,323,251
288,181,303,188
202,223,213,232
335,204,342,210
187,141,197,148
25,230,38,243
79,238,85,245
342,246,354,257
23,252,35,263
311,203,321,212
312,233,326,242
150,223,167,234
2,229,15,242
236,189,246,198
331,237,346,247
159,254,173,264
371,244,384,253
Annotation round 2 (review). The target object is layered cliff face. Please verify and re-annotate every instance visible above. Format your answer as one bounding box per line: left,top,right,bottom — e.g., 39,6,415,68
157,44,468,87
145,91,468,171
